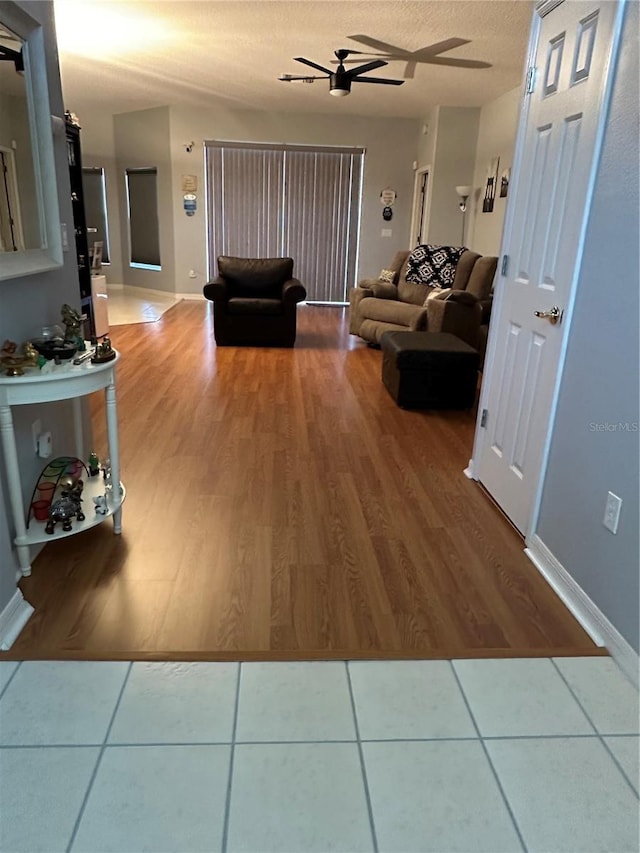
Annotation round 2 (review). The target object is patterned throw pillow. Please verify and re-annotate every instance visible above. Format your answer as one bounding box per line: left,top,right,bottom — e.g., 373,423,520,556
378,268,396,283
405,245,466,288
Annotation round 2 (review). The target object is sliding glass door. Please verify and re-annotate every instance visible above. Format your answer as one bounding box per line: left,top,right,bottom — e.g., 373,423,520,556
205,141,363,303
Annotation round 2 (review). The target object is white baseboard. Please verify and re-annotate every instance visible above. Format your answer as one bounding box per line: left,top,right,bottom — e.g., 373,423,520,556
0,590,34,651
526,534,639,687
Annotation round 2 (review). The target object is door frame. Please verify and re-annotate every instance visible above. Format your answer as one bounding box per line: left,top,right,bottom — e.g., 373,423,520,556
409,165,431,247
468,0,628,541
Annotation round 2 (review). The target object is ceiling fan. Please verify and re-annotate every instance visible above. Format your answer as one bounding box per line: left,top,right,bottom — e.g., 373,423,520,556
279,49,404,97
334,35,492,79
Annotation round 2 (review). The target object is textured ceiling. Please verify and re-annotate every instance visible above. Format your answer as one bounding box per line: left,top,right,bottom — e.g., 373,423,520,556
53,0,534,119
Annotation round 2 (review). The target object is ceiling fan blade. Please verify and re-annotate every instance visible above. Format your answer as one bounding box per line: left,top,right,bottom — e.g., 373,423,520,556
294,57,331,75
347,34,408,56
412,38,471,59
347,59,388,77
354,76,405,86
279,74,326,81
421,56,492,69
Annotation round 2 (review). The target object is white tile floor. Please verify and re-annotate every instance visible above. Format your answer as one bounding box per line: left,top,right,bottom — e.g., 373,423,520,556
0,658,637,853
106,285,181,326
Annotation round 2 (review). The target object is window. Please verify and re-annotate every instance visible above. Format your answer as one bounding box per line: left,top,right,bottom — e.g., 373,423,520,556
125,167,161,269
205,142,363,303
81,167,110,263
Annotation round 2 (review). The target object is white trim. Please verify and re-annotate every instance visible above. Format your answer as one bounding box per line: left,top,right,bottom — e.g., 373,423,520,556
176,292,206,301
526,534,639,687
536,0,565,16
409,165,432,248
0,590,34,651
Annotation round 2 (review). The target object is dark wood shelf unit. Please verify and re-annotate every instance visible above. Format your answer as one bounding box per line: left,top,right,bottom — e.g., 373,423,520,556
65,114,95,338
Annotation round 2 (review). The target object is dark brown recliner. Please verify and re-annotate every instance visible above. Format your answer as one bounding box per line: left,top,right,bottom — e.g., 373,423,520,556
203,256,306,347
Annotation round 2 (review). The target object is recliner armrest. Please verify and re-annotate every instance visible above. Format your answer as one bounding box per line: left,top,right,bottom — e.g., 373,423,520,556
478,294,493,324
441,290,479,307
203,277,227,301
426,295,483,349
370,283,398,299
349,286,373,335
282,278,307,303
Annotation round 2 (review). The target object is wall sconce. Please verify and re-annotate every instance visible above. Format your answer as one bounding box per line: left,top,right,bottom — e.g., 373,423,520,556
455,185,472,245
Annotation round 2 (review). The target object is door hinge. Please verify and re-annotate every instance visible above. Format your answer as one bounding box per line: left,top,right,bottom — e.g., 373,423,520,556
501,255,509,276
480,409,488,428
525,66,536,95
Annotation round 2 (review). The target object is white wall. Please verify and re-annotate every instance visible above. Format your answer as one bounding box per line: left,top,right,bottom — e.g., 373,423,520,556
467,86,521,256
536,1,639,654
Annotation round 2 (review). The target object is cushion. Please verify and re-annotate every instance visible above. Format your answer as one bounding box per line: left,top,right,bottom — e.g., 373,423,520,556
378,268,396,283
405,245,466,288
422,287,445,306
370,283,398,299
398,280,431,306
466,256,498,299
218,256,293,298
226,298,283,315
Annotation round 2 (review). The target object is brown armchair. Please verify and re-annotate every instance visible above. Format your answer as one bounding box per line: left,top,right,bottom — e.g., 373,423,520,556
203,256,306,347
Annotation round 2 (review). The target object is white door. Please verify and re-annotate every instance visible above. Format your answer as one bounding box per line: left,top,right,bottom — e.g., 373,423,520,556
474,0,623,534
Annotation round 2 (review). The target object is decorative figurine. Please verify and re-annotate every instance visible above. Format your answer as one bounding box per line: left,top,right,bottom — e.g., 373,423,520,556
61,304,83,343
45,476,85,534
88,451,100,476
1,340,28,376
93,494,108,515
91,337,116,364
22,342,40,367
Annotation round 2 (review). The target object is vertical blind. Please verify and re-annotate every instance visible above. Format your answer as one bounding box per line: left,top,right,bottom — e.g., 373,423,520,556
205,141,364,303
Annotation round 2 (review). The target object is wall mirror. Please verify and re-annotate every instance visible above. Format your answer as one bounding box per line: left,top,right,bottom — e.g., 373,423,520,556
0,2,62,280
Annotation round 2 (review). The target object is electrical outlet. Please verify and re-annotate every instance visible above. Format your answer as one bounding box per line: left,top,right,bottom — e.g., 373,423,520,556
188,269,197,279
381,229,392,237
37,431,53,459
603,491,622,534
32,420,42,454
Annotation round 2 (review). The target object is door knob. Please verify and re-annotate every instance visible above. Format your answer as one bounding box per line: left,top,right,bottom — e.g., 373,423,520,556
534,305,563,325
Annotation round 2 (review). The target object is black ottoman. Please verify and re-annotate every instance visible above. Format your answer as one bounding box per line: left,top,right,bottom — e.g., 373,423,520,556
380,331,479,409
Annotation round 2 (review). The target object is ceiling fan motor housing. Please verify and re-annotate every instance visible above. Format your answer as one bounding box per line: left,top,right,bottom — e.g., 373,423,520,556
330,73,351,96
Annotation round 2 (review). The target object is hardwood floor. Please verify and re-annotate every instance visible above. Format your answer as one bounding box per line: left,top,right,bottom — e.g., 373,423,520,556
6,302,601,660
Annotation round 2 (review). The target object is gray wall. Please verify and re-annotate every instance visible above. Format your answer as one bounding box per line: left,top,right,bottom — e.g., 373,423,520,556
0,1,81,611
113,106,175,292
427,106,480,247
96,104,419,294
536,1,639,653
168,104,420,294
80,110,124,283
468,86,521,257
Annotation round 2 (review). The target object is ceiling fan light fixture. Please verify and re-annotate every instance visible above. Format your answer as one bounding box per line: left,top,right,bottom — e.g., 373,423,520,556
329,74,351,96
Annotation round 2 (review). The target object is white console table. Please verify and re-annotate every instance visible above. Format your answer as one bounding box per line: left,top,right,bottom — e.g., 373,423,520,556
0,351,124,577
